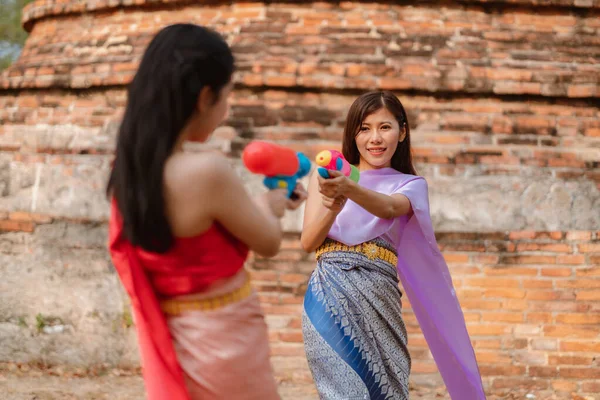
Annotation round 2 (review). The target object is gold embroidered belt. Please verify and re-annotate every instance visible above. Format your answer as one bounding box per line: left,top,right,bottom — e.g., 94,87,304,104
160,278,253,315
315,240,398,266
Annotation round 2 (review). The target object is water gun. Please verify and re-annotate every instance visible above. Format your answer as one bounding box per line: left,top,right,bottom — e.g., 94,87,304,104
315,149,360,183
242,141,311,198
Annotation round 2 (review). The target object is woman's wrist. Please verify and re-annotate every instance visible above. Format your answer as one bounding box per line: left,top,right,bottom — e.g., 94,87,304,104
343,178,360,200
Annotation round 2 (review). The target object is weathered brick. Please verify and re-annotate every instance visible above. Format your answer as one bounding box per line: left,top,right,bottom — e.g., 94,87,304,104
556,279,600,289
556,313,600,325
516,243,572,253
464,278,521,289
582,381,600,393
544,325,600,339
528,366,558,378
560,341,600,352
483,267,536,277
279,331,303,343
481,312,524,323
513,325,543,339
578,243,600,253
0,220,35,232
540,268,572,277
467,324,511,336
576,290,600,301
576,267,600,276
475,351,512,364
527,313,553,324
502,338,528,350
566,231,593,241
479,365,526,376
500,255,556,265
492,377,549,390
552,380,579,393
559,368,600,380
557,255,586,265
549,355,593,366
483,289,526,299
526,290,560,301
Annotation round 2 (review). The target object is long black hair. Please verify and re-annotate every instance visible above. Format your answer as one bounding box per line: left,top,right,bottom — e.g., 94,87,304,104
107,24,234,253
342,91,417,175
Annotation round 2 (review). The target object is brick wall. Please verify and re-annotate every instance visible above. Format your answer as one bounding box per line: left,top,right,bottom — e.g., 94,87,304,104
2,214,599,397
0,0,599,398
253,230,600,397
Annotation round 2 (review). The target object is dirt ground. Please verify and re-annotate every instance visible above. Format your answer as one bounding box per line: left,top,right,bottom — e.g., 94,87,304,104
3,363,595,400
0,362,455,400
0,375,457,400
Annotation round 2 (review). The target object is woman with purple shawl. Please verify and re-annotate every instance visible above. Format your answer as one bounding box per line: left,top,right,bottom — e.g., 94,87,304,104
300,91,486,399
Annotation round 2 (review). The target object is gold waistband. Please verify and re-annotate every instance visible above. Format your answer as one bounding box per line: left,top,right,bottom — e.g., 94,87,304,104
160,278,253,316
315,241,398,265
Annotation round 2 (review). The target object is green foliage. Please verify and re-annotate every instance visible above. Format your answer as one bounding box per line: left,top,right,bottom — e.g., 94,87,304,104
17,315,28,328
0,0,35,70
121,309,134,328
0,55,13,70
35,313,46,332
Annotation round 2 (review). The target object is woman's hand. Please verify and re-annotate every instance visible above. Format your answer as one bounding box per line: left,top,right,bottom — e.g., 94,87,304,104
300,170,346,253
260,189,289,218
321,194,347,213
317,170,355,199
286,182,308,210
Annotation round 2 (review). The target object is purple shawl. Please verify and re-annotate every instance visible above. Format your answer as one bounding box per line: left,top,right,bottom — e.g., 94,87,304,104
328,168,486,399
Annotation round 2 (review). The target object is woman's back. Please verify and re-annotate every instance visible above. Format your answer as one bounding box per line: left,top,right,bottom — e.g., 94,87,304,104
140,225,248,298
163,151,288,257
112,202,248,298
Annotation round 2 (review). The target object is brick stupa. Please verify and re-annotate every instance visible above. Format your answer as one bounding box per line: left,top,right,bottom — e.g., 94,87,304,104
0,1,599,397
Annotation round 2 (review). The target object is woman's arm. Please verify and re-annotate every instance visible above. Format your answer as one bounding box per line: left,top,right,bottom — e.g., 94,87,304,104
319,170,412,220
208,159,290,257
300,171,344,253
166,153,289,257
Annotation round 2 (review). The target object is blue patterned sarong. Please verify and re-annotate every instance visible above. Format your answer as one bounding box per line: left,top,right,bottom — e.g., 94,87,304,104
302,238,411,400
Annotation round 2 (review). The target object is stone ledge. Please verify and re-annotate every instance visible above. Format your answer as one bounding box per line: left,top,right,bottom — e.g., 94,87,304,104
20,0,600,32
1,169,598,231
3,65,600,100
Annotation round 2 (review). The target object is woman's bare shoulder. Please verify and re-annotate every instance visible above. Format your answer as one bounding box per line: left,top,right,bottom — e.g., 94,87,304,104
164,151,238,203
167,151,231,183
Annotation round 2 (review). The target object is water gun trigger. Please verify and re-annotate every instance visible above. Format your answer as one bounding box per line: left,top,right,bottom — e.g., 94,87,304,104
317,167,330,179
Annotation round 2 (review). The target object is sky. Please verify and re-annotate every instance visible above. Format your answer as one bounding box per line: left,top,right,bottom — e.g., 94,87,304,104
0,42,21,60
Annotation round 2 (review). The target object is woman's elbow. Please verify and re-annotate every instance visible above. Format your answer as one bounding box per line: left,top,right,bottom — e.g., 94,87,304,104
254,230,282,258
381,205,397,220
300,234,318,253
385,202,412,219
256,240,281,258
260,247,280,258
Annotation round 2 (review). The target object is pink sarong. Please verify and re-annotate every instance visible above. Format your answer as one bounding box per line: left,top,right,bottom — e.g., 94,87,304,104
165,270,280,400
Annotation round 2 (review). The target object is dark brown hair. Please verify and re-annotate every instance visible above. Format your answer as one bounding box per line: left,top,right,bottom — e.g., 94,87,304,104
106,24,234,253
342,91,417,175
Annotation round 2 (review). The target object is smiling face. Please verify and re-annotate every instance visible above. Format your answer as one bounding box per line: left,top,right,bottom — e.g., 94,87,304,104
355,107,406,171
342,91,417,176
